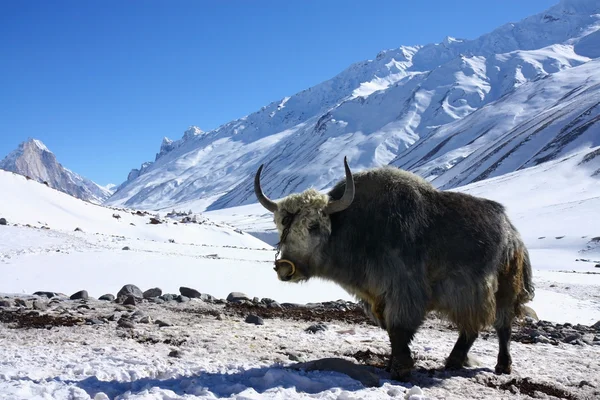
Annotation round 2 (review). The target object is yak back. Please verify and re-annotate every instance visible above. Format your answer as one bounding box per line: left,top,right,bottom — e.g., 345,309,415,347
325,166,510,280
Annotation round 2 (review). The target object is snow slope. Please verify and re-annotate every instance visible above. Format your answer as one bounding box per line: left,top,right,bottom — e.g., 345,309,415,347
107,0,600,212
0,139,112,204
0,170,353,303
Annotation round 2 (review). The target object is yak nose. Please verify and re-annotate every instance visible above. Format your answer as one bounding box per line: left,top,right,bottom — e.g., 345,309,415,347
274,259,296,280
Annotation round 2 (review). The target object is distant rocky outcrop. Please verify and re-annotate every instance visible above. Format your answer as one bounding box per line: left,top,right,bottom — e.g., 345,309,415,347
0,139,112,204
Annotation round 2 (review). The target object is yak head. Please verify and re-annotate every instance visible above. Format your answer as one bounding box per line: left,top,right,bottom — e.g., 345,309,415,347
254,157,355,282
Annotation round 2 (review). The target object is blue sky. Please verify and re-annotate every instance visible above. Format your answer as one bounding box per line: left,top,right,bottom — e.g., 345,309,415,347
0,0,557,186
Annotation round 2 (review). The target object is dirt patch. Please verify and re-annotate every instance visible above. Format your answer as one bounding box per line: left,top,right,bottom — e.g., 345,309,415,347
0,310,84,328
485,377,579,400
178,301,376,325
347,349,388,369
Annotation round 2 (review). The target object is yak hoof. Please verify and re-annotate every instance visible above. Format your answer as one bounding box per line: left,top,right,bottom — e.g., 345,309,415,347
389,357,414,382
444,357,466,370
445,355,478,370
390,366,412,382
494,363,512,375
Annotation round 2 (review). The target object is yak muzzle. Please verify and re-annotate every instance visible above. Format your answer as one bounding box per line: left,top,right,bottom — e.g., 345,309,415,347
274,259,296,281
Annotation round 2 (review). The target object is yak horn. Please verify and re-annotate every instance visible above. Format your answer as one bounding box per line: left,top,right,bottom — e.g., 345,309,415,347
324,156,355,215
254,164,278,213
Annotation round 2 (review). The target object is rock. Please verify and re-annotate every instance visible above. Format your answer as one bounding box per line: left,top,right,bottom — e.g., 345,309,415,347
70,290,89,300
565,333,582,343
122,246,131,251
74,227,83,232
0,218,7,225
143,288,162,298
260,298,276,305
87,319,104,325
245,314,264,325
216,313,224,321
0,299,13,307
592,321,600,329
168,349,183,358
15,299,28,307
595,264,600,268
150,297,165,304
281,303,302,308
305,323,328,334
200,293,215,302
227,292,252,303
289,358,380,387
267,301,282,309
122,296,137,306
117,284,143,299
287,352,304,362
155,319,172,327
177,295,190,303
522,305,539,321
535,335,552,344
33,291,57,298
117,318,135,329
161,294,177,302
99,294,115,301
179,287,201,298
253,297,260,304
32,300,48,311
149,217,162,225
139,316,152,324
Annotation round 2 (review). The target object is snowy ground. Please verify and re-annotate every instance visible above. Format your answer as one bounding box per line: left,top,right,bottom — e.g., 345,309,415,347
1,298,598,400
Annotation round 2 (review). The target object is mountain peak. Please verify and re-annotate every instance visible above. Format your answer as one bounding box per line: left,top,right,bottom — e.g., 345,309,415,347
0,138,112,204
27,138,50,153
183,126,205,140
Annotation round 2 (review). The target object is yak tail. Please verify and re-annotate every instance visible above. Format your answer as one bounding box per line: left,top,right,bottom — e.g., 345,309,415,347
520,246,535,303
512,241,535,320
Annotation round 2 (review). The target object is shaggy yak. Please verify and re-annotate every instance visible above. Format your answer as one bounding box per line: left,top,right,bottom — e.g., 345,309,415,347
254,157,534,380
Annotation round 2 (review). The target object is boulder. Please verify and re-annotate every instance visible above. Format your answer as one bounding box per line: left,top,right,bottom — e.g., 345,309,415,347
143,288,162,298
179,286,201,298
0,217,7,226
200,293,215,302
177,295,190,303
122,295,137,306
227,292,252,303
99,294,115,301
117,284,143,299
33,291,58,298
245,314,264,325
0,299,13,308
160,294,177,302
305,323,328,334
70,290,89,300
522,305,539,321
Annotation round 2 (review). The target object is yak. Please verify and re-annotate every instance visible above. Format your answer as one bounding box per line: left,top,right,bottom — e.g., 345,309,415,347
254,157,534,380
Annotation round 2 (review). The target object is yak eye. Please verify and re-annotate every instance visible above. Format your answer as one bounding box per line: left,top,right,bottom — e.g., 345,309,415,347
309,224,319,233
282,216,291,226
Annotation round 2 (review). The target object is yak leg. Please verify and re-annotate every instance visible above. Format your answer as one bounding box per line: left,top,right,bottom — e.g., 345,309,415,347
495,326,512,374
445,330,478,370
388,327,417,381
494,272,518,374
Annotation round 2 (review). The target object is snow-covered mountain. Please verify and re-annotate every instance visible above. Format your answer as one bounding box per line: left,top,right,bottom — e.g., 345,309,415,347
0,139,112,204
108,0,600,212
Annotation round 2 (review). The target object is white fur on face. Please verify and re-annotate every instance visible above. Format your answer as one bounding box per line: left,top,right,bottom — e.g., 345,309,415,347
274,189,332,256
